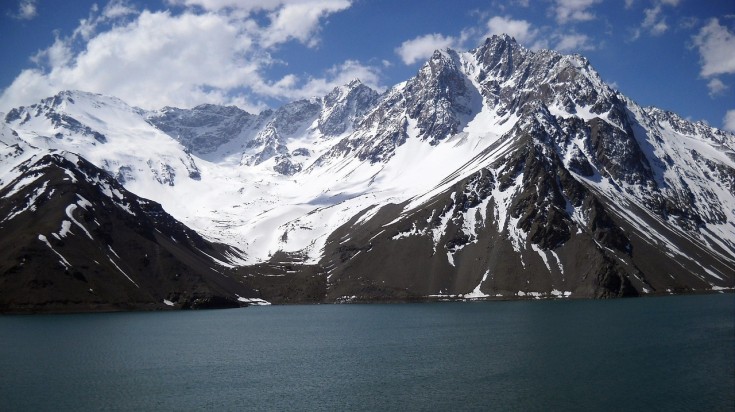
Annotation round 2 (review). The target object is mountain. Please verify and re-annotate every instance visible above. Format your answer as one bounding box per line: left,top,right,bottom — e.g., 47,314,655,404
320,36,735,300
146,78,379,174
1,35,733,310
0,151,261,312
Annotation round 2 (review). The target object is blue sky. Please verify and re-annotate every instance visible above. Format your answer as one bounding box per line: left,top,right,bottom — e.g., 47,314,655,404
1,0,734,130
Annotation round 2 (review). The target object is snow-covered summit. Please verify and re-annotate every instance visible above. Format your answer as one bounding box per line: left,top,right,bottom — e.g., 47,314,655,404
4,89,202,193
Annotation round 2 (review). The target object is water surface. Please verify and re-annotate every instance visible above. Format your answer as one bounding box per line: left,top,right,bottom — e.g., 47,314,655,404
1,294,733,411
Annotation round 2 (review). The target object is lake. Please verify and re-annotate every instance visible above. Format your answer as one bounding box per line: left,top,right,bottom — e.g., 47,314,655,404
1,294,733,411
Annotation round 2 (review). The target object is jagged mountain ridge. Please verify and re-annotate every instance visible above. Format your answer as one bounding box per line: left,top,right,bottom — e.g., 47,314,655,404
146,78,379,175
1,35,733,307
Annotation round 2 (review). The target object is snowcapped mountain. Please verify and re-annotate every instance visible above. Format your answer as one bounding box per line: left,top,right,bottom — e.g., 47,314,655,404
146,78,379,174
0,151,260,312
1,35,733,309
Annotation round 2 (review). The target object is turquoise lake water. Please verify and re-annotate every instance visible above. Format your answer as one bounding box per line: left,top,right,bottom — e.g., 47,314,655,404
1,294,733,411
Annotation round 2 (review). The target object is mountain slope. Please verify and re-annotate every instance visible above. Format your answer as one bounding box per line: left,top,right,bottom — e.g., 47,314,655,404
1,35,733,307
321,104,734,301
0,152,260,312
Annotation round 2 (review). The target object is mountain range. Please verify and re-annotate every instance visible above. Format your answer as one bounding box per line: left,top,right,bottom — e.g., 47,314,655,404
1,35,733,312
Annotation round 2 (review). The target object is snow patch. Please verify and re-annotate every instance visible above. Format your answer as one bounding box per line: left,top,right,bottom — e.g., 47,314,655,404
58,220,72,238
464,270,491,299
38,234,71,268
65,204,93,240
237,296,271,305
531,243,551,272
107,254,139,288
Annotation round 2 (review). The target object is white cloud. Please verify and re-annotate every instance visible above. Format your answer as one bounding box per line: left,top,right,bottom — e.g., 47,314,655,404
166,0,289,12
635,0,682,39
11,0,37,20
395,15,596,64
642,5,666,35
624,0,635,9
102,0,137,19
552,0,602,24
72,0,138,41
707,78,728,97
395,33,459,65
650,20,668,36
486,16,538,45
692,18,735,78
165,0,353,49
30,36,73,68
259,0,351,48
259,60,383,99
555,33,595,52
0,70,55,112
16,10,261,110
724,110,735,132
0,1,379,113
693,18,735,109
483,16,593,52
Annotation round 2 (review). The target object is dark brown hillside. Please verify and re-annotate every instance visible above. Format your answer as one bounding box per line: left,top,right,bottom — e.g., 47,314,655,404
0,153,258,313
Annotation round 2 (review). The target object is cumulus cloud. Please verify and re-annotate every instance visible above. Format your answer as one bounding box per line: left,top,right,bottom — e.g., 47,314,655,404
691,18,735,78
3,10,257,111
552,0,602,24
724,110,735,132
690,19,735,101
395,33,460,65
10,0,37,20
554,33,595,52
485,16,538,45
0,0,380,113
259,0,351,48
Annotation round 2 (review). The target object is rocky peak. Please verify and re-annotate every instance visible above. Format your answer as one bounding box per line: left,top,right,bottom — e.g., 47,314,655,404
5,91,111,144
327,47,480,164
147,103,256,155
318,79,379,136
245,82,379,173
470,35,618,121
325,35,624,166
642,106,735,148
473,34,527,80
269,99,322,136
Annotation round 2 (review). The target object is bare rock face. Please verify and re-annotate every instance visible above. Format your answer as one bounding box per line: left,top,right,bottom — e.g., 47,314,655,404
147,104,257,156
318,79,379,136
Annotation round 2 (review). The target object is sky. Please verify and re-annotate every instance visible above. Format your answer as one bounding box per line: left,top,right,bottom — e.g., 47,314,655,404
1,0,734,131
